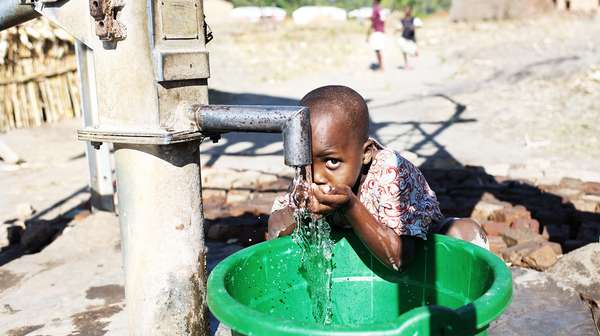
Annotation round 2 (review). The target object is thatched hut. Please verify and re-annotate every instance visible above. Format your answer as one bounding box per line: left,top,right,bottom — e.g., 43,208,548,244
0,18,80,132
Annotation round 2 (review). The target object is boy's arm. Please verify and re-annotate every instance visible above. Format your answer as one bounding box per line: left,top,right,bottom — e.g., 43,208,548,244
345,195,416,271
312,185,416,271
267,206,296,240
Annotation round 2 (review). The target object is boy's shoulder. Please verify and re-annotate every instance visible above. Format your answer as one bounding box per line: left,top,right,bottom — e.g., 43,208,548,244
372,145,418,171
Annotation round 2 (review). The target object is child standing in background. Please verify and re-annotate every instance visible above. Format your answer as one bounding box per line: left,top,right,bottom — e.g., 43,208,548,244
367,0,385,71
398,6,422,70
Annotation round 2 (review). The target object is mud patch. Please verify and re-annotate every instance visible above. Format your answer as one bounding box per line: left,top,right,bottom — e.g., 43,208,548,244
6,324,44,336
68,305,123,336
0,269,24,294
85,284,125,305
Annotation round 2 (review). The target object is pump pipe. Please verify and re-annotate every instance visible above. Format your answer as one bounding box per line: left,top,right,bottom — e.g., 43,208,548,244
194,105,312,167
0,0,39,31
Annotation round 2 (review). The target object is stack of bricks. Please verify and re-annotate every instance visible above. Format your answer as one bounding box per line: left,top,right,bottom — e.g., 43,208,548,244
422,167,600,271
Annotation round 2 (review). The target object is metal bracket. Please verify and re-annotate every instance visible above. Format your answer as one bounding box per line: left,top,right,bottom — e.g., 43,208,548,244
77,126,203,145
21,0,59,4
89,0,126,42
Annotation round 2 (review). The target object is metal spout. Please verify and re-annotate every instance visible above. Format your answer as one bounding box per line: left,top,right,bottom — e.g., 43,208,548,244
193,105,312,167
0,0,39,31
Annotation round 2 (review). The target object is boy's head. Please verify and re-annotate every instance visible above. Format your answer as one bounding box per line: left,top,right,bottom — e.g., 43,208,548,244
300,85,374,191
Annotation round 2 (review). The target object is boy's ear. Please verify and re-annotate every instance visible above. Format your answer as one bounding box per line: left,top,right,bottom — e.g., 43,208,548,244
362,139,375,165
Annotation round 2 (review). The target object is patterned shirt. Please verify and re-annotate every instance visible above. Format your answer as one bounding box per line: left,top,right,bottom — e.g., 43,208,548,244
271,141,444,240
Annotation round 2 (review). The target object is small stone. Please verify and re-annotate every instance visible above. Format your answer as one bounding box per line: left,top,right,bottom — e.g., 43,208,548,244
471,201,505,223
501,227,544,247
15,203,36,221
226,190,252,204
523,244,558,271
482,221,509,236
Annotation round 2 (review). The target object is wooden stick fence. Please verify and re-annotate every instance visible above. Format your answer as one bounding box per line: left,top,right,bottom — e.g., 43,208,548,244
0,18,80,132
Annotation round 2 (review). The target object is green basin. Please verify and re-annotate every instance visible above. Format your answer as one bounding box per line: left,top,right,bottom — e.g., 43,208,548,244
208,232,512,335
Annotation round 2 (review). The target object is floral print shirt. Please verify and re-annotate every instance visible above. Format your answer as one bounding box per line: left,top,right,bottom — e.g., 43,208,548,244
272,141,443,240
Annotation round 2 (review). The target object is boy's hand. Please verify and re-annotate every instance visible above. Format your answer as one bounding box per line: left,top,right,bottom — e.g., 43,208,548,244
309,184,355,215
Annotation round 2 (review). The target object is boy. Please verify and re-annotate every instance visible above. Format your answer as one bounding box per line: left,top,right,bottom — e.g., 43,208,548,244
367,0,385,70
398,6,422,70
268,85,488,271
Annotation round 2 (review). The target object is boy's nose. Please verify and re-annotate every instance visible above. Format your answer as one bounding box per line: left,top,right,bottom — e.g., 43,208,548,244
312,166,328,185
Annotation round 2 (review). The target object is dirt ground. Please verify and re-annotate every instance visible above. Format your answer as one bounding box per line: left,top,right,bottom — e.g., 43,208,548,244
204,4,600,183
1,3,600,335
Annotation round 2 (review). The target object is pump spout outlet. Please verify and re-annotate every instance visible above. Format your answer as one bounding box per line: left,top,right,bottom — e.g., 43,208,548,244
193,105,312,167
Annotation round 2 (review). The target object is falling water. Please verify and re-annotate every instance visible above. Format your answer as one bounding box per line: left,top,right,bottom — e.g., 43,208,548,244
290,166,334,325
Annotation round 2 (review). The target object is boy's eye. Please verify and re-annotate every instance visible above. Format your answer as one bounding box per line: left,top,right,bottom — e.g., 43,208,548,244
325,159,341,169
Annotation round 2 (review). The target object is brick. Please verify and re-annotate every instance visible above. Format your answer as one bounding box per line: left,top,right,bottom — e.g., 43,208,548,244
502,241,540,265
553,187,583,201
582,182,600,196
488,236,507,255
471,201,505,223
510,218,540,234
501,227,544,247
559,177,583,189
202,189,227,204
202,168,238,189
490,206,531,225
226,190,252,204
545,241,563,255
482,221,510,236
256,177,291,192
523,244,558,271
231,171,263,189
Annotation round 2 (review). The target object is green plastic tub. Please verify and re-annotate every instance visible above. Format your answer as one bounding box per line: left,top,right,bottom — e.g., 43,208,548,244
208,232,512,335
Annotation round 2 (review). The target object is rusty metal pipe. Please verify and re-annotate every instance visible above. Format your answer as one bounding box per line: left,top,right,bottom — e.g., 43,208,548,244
194,105,312,167
0,0,39,31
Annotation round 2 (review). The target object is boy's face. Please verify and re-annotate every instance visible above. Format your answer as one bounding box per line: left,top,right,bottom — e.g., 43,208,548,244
310,111,366,191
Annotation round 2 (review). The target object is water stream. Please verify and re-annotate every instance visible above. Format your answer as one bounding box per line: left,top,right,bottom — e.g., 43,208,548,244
290,166,335,325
